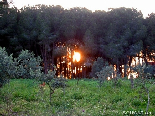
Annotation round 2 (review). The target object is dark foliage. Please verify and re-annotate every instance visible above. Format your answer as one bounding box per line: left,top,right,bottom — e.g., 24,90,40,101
1,5,155,78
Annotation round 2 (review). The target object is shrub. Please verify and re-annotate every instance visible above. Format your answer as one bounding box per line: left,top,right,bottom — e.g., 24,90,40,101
91,57,108,78
96,65,113,87
0,48,43,86
41,66,67,105
16,50,42,79
112,73,122,87
0,47,16,87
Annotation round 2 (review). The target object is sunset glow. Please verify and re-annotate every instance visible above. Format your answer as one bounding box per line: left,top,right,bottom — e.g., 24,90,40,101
73,52,80,62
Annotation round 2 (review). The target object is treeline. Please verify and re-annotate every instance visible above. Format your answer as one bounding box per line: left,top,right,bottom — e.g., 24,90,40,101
1,4,155,76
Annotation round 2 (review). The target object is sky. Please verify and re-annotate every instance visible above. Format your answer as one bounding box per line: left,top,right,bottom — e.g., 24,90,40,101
8,0,155,18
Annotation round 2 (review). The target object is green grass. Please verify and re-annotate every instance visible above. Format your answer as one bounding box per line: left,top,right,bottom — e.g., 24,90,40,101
0,78,155,115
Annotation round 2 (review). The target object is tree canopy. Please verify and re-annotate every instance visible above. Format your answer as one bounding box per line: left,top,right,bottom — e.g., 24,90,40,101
1,5,155,77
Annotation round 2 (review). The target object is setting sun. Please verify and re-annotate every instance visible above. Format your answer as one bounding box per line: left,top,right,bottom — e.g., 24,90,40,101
73,52,80,62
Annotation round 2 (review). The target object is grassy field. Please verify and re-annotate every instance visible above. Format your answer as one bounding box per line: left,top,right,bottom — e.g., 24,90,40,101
0,78,155,116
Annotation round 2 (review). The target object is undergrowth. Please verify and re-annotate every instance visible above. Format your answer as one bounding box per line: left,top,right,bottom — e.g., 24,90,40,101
0,78,154,115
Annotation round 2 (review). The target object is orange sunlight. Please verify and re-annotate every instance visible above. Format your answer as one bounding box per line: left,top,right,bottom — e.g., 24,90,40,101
73,51,80,62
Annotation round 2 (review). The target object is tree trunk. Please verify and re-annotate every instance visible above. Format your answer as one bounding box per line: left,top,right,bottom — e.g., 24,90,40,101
130,74,134,89
49,85,54,105
44,45,48,74
146,88,149,113
52,42,55,71
124,57,128,78
71,50,74,78
64,61,66,78
60,57,62,76
40,44,48,74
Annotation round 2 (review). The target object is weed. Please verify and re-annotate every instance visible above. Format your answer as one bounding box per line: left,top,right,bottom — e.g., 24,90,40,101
0,79,155,115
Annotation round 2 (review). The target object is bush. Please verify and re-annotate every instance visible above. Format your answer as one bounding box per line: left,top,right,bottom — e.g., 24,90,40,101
0,48,43,87
41,66,67,105
91,57,108,78
16,50,42,79
96,65,113,87
0,47,16,87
